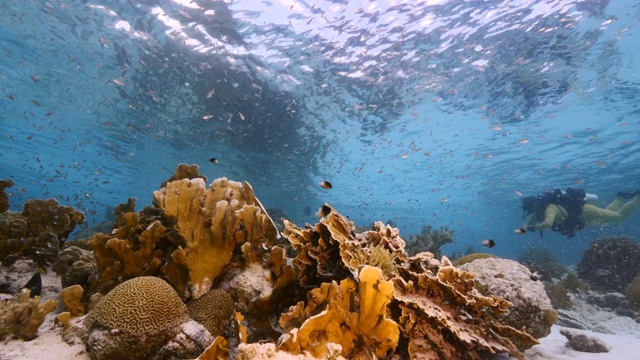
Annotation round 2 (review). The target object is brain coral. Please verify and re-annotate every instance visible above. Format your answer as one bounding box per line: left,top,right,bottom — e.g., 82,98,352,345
186,289,235,336
85,276,190,335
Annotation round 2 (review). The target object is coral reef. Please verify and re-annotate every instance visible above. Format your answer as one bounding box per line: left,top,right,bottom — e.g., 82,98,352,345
0,289,58,340
518,247,568,280
153,176,279,299
559,328,610,353
0,179,13,213
0,198,85,265
237,342,345,360
459,257,557,340
577,236,640,293
278,266,399,358
404,224,454,257
186,289,235,336
626,276,640,311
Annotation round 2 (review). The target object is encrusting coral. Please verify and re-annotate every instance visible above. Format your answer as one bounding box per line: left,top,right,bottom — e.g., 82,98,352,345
0,289,58,340
278,266,400,359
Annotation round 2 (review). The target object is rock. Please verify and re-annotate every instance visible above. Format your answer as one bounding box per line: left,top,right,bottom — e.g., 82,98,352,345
559,328,610,353
460,257,557,339
586,292,627,310
53,246,96,289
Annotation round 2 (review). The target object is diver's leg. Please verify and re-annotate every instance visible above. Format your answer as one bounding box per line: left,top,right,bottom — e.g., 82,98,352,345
605,197,625,211
581,197,640,226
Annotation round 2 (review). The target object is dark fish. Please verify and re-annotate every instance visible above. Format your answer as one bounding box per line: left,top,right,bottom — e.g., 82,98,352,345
481,239,495,248
208,157,219,164
304,205,312,216
319,180,332,189
23,271,42,297
514,228,527,234
317,204,331,217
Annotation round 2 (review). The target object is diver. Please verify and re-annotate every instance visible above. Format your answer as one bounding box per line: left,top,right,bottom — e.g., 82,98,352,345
521,188,640,237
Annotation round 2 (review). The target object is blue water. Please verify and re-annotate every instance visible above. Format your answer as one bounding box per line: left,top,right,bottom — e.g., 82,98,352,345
1,0,639,265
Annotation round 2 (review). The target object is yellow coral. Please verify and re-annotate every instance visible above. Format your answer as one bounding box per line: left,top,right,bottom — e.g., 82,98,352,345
278,266,399,358
59,284,85,317
0,289,58,340
154,177,278,299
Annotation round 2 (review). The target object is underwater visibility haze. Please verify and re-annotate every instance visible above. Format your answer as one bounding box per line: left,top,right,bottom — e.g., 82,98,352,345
2,0,640,264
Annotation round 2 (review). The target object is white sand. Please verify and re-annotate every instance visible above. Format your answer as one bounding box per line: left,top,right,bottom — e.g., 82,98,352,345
527,325,640,359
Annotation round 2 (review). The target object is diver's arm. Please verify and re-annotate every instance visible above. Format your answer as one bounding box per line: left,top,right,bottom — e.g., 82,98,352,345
529,206,561,231
522,214,537,227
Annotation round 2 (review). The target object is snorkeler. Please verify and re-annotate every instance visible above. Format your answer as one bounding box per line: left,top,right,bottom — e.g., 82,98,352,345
521,188,640,237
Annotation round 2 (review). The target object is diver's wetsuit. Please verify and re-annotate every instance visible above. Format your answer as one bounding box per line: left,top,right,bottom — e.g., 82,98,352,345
523,194,640,232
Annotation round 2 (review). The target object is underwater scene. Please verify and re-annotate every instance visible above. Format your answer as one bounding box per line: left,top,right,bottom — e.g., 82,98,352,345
2,0,640,359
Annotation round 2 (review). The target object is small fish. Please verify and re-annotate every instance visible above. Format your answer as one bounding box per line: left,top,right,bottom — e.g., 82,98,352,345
206,89,215,98
304,205,312,216
202,114,214,120
317,204,331,217
514,228,527,234
530,271,542,281
319,180,333,189
481,239,495,248
208,158,219,164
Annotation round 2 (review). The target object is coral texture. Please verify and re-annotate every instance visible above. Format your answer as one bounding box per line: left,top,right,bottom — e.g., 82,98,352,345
577,236,640,293
0,289,58,340
278,266,399,358
460,258,557,340
404,224,454,257
187,289,235,336
153,176,279,299
0,198,85,265
392,265,537,359
0,179,13,213
53,245,96,289
452,252,497,267
84,276,190,335
60,284,85,317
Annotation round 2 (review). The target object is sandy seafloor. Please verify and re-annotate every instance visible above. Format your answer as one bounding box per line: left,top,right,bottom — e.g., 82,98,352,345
2,302,639,360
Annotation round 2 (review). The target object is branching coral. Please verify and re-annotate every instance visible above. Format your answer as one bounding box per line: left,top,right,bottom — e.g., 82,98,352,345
0,289,58,340
405,224,454,257
278,266,399,359
60,285,85,317
154,177,279,299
